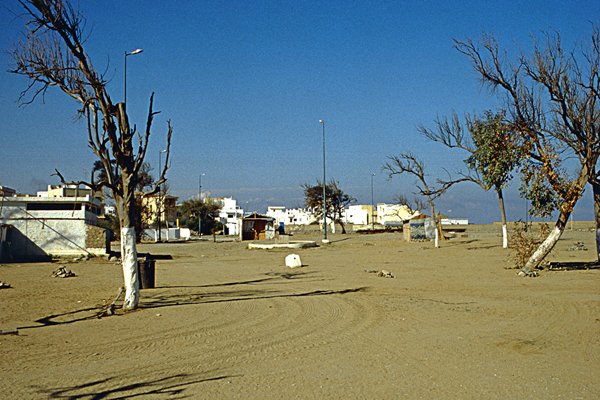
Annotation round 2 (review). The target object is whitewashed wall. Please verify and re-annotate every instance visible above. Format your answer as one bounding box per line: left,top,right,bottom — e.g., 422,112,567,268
0,197,106,259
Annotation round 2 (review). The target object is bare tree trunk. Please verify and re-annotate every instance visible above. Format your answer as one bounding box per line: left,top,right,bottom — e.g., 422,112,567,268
115,111,141,310
335,211,347,234
496,186,508,249
116,185,139,310
428,201,441,248
120,224,139,310
522,209,570,272
593,183,600,263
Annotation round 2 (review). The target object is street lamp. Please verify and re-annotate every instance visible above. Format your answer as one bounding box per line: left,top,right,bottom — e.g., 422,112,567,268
198,173,205,237
124,48,143,106
371,173,376,230
157,149,167,242
320,119,327,242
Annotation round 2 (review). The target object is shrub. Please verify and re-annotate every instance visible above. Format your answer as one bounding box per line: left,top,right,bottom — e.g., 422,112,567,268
509,222,549,268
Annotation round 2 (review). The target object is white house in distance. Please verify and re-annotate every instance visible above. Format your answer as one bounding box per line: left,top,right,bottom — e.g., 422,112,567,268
260,203,465,234
343,203,418,227
343,205,375,226
266,206,316,227
214,197,244,235
377,203,419,226
266,206,286,225
37,184,101,200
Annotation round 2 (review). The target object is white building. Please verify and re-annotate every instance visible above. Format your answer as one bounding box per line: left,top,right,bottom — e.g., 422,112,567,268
266,206,286,225
266,206,316,226
377,203,419,226
215,197,244,235
37,184,94,198
343,204,375,226
0,189,108,260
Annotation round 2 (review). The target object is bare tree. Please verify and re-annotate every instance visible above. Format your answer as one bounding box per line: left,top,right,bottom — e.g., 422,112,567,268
10,0,173,309
455,28,600,271
420,111,522,248
394,194,424,215
93,160,155,242
388,194,424,225
384,153,457,247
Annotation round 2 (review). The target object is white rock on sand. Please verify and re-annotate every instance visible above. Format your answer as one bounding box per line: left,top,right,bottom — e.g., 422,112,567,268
285,254,302,268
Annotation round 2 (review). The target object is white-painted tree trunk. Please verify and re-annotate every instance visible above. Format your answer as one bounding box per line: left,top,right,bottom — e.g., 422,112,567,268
596,227,600,260
434,227,439,248
120,227,140,310
523,225,563,272
496,187,509,249
592,183,600,263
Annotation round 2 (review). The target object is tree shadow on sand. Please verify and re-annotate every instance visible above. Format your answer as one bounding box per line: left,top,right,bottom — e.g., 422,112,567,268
164,270,324,289
14,271,365,330
326,237,352,243
547,261,600,271
139,286,366,311
34,371,238,399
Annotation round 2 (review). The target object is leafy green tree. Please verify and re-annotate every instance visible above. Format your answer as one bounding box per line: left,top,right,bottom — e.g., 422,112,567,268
456,28,600,271
179,198,221,235
303,180,355,234
467,112,523,248
421,110,523,248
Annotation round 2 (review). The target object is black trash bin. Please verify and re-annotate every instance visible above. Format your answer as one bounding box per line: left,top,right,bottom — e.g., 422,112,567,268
138,258,155,289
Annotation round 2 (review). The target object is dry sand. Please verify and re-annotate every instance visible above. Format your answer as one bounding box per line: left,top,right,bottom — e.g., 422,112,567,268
1,223,599,399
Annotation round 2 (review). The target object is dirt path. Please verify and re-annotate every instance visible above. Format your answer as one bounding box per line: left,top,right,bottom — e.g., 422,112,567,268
1,225,599,398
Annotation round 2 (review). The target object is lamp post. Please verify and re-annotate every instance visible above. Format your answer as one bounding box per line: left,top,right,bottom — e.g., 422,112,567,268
319,119,327,242
124,48,143,106
198,173,205,237
371,173,375,230
157,149,167,242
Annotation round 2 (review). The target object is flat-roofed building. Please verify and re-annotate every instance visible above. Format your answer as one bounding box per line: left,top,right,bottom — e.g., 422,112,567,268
0,192,108,261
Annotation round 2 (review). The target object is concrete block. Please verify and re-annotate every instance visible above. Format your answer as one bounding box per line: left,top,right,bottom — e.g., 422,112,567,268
285,253,302,268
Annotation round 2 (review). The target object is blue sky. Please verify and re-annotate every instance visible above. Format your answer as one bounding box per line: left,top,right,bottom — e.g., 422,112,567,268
1,0,598,223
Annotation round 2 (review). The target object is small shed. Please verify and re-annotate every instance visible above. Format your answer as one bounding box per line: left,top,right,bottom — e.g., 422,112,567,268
240,213,275,241
0,195,108,260
404,214,435,241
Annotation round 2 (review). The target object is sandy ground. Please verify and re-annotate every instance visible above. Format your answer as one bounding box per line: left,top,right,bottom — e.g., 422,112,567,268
1,223,599,399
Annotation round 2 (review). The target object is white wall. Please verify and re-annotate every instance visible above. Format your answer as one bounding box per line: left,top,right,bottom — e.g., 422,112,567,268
266,207,286,225
217,197,244,235
143,227,191,241
377,203,417,225
344,205,370,225
0,197,105,258
266,207,316,226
